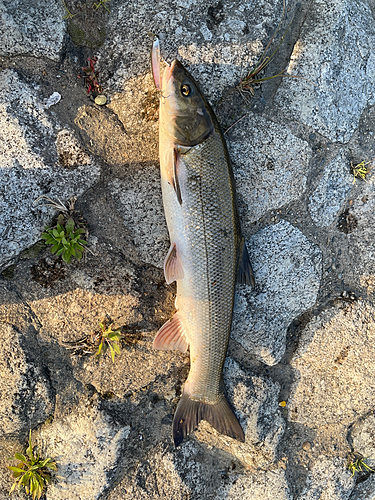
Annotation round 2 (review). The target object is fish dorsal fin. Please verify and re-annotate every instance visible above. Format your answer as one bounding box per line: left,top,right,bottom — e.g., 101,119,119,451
164,242,184,284
153,313,188,352
237,240,255,287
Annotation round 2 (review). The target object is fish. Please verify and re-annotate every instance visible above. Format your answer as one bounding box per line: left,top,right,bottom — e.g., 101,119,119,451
151,39,255,447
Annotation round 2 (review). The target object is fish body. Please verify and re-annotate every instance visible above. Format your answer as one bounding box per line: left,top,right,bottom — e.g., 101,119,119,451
152,51,254,446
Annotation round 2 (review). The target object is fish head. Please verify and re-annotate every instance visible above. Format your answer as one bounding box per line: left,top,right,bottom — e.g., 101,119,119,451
160,60,214,147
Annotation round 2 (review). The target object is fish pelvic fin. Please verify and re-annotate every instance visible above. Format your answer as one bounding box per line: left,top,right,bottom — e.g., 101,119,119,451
172,391,245,447
164,242,184,284
153,313,188,353
237,240,255,287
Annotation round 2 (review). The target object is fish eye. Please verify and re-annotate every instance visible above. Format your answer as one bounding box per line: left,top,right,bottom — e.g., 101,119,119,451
181,84,191,97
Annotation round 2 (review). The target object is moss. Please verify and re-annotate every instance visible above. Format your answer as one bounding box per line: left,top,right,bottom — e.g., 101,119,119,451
68,21,106,48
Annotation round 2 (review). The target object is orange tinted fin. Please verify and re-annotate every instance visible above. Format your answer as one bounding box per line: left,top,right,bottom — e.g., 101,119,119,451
153,313,188,352
237,240,255,287
172,391,245,447
164,242,184,284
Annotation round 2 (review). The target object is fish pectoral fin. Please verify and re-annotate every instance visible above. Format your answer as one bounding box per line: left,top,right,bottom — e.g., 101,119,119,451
164,242,184,284
237,240,255,287
173,392,245,447
153,313,188,353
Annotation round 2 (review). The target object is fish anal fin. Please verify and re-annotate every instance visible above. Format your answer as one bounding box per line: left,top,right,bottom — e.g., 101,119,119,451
173,392,245,447
164,242,184,284
237,240,255,287
153,313,188,353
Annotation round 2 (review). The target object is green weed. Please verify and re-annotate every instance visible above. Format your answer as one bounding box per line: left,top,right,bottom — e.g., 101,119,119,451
63,1,76,19
352,160,371,183
93,0,111,12
347,455,374,477
95,320,123,362
8,430,57,500
42,214,87,264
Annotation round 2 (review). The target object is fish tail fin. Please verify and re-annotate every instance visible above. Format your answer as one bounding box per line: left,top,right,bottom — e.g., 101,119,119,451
172,392,245,447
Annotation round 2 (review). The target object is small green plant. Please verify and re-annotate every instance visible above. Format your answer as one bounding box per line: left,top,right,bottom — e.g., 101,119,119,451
352,160,371,183
78,56,103,95
42,214,87,264
63,1,76,19
8,430,57,499
93,0,111,12
96,320,123,362
347,455,374,477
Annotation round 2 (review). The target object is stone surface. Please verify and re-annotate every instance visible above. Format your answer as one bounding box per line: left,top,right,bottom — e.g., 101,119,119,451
38,396,130,500
349,475,375,500
232,220,322,365
297,457,354,500
308,150,353,227
215,468,292,500
229,113,313,225
98,0,286,100
0,323,55,436
290,301,375,428
0,0,65,60
109,166,168,268
0,70,100,269
274,0,375,143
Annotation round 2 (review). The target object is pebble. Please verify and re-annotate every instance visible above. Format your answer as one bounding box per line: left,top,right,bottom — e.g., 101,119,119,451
95,95,107,105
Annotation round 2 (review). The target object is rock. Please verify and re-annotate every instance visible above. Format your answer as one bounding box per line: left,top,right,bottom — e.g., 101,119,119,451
232,220,322,365
109,166,168,268
297,456,354,500
346,172,375,279
73,334,188,399
98,0,287,100
215,468,292,500
274,0,375,143
0,0,66,60
349,475,375,500
350,414,375,470
0,70,100,270
308,150,353,227
37,396,130,500
0,323,55,436
229,113,313,225
222,358,285,466
290,301,375,428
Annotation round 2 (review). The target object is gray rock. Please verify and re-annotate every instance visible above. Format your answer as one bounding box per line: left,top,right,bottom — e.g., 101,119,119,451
0,323,54,436
347,172,375,279
215,468,292,500
349,474,375,500
232,220,322,365
109,167,168,268
0,70,100,269
37,396,130,500
297,456,354,500
222,358,285,466
350,414,375,469
0,0,66,60
290,301,375,428
229,113,313,225
98,0,286,100
308,150,353,227
274,0,375,143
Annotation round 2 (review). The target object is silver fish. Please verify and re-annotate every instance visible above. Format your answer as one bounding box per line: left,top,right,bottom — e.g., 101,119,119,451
151,40,255,446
